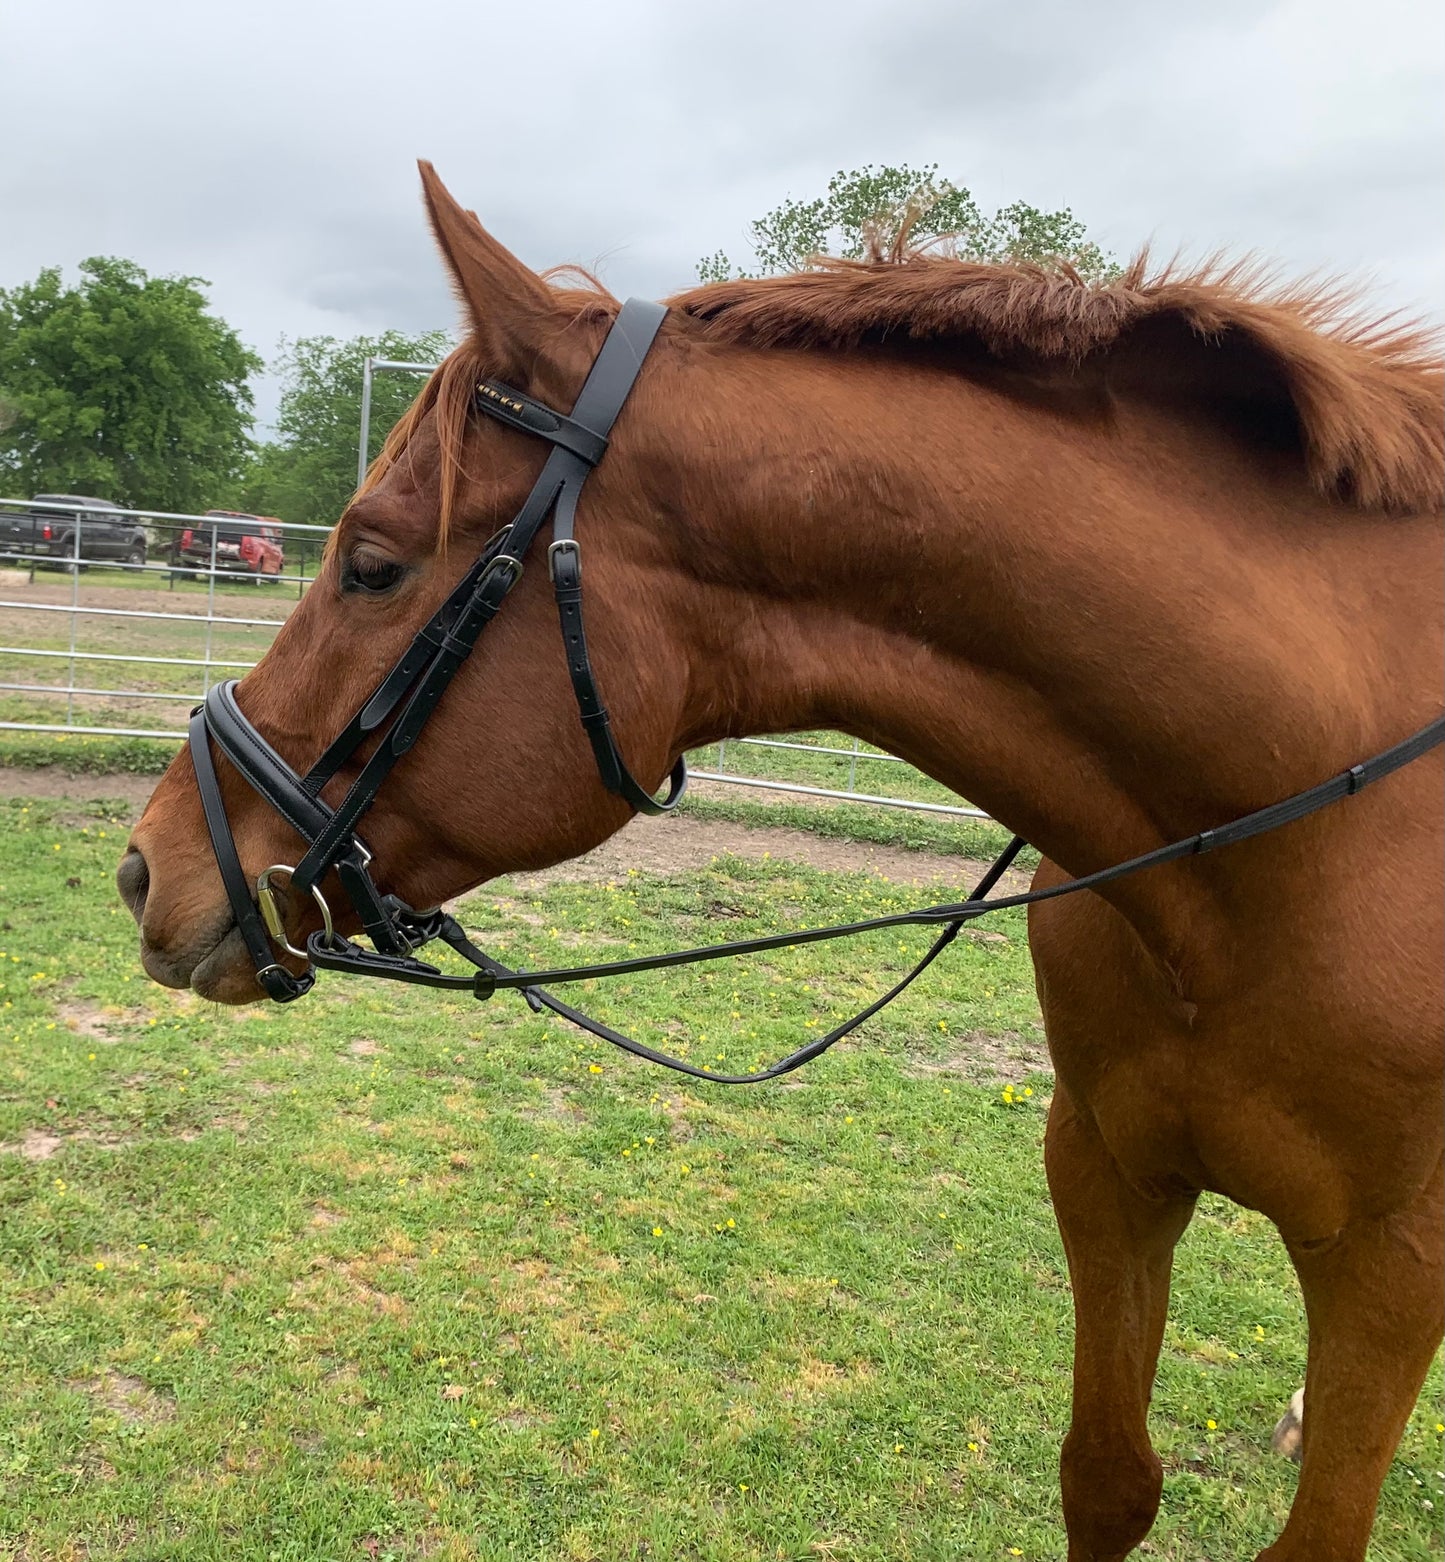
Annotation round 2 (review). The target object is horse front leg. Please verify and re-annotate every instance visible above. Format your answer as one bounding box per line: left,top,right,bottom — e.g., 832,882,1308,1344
1258,1157,1444,1562
1045,1086,1198,1562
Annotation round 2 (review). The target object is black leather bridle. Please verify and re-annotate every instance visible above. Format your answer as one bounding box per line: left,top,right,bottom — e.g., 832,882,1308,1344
192,299,680,997
189,296,1445,1084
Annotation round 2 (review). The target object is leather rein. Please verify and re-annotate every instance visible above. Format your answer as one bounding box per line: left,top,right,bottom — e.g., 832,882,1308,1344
190,297,1445,1085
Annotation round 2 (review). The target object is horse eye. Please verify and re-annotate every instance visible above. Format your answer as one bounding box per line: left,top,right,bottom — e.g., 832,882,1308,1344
343,551,407,595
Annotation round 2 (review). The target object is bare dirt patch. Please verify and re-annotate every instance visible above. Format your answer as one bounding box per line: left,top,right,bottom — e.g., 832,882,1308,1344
0,765,157,820
292,1257,408,1319
57,999,146,1042
496,1407,551,1431
346,1037,383,1058
0,1128,135,1160
497,806,1032,896
657,1095,697,1141
72,1372,175,1426
905,1028,1052,1085
516,1087,585,1128
785,1352,877,1400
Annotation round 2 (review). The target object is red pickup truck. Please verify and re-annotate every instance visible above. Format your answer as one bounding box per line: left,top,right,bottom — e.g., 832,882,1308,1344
174,511,285,580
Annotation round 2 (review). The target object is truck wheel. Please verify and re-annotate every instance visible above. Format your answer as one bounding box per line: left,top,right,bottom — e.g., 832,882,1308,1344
126,542,147,569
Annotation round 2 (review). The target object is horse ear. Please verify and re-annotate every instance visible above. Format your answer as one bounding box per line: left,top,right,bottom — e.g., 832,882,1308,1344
418,160,564,382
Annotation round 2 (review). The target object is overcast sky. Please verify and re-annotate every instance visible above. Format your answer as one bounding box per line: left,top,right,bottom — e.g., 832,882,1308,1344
3,0,1441,428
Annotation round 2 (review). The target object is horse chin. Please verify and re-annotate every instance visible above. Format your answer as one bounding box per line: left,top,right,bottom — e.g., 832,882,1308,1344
138,914,270,1005
190,927,276,1004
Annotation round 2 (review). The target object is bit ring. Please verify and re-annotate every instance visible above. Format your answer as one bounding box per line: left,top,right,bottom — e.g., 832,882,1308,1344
256,865,335,959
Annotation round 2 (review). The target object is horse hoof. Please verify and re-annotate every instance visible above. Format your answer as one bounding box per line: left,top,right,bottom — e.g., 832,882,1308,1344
1271,1387,1305,1462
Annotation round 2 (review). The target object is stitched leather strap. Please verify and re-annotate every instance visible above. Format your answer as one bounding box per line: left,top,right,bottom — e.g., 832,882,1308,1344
188,706,313,1003
549,532,687,815
473,380,609,466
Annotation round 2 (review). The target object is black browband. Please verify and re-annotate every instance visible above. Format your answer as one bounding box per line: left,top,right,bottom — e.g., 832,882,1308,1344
189,297,1445,1083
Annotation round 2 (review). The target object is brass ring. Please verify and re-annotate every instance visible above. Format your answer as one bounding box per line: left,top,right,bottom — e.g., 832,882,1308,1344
256,865,335,959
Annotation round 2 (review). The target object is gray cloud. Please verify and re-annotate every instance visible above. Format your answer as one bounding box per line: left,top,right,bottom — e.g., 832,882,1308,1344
2,0,1440,431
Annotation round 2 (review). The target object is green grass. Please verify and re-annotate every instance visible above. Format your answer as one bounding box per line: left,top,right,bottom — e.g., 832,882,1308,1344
0,796,1440,1560
0,734,179,776
695,735,966,811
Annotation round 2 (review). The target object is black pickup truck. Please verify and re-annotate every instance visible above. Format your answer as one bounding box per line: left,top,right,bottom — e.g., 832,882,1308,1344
0,495,150,569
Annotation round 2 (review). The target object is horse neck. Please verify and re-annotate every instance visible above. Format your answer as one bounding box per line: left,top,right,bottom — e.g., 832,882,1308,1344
651,344,1440,969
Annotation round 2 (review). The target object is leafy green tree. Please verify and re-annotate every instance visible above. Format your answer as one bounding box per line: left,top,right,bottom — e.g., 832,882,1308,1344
0,257,260,510
242,330,452,527
698,163,1118,283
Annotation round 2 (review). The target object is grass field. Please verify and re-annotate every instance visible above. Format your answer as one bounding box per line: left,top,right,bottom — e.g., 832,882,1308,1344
0,790,1440,1561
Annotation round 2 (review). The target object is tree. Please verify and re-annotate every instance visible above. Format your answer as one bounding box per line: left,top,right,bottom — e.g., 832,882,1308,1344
0,257,260,510
242,329,453,528
698,163,1119,283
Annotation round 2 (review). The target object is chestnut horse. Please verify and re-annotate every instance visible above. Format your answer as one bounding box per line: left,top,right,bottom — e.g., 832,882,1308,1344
119,165,1443,1560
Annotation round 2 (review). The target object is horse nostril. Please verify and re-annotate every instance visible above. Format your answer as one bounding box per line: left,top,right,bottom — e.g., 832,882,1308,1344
116,848,150,922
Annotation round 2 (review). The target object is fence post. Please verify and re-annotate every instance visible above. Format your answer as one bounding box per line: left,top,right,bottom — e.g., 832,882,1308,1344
357,357,376,490
64,515,82,727
202,525,219,696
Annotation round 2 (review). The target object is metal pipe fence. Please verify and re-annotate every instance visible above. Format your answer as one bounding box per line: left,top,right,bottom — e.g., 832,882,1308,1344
0,496,331,740
0,494,985,819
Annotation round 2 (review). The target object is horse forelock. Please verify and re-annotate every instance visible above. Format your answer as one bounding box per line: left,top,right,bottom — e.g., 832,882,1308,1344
668,252,1444,515
348,280,621,556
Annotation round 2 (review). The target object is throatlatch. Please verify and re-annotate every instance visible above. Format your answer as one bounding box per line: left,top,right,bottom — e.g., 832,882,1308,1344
188,296,1445,1082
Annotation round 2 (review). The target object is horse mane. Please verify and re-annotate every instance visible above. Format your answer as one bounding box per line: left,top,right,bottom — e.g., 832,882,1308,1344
359,253,1442,537
669,253,1444,514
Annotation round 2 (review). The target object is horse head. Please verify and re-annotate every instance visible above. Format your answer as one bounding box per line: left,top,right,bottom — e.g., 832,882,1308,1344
119,165,703,1001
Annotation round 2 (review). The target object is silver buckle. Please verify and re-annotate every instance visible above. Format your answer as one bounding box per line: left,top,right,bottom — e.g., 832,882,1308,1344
487,554,524,590
547,538,580,583
256,865,336,959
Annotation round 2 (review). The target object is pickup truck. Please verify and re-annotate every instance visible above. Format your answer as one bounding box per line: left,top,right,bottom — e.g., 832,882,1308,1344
172,511,285,580
0,494,149,570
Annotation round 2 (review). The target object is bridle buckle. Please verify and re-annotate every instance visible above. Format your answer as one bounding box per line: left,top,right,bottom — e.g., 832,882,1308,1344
547,538,580,583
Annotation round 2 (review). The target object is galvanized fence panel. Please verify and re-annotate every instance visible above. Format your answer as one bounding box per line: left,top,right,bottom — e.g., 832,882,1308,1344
0,497,331,741
0,495,984,818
